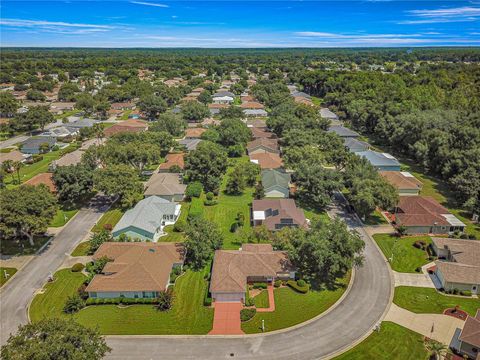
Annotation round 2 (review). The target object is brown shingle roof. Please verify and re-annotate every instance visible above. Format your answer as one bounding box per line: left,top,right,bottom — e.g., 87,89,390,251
0,150,25,164
240,102,264,109
380,171,423,191
251,127,276,140
103,119,148,137
435,261,480,285
144,173,186,197
249,153,283,170
86,242,185,293
247,138,279,154
252,199,307,231
210,244,293,293
158,153,185,170
208,103,229,109
459,310,480,348
396,196,451,227
24,173,56,193
184,127,206,139
431,237,480,267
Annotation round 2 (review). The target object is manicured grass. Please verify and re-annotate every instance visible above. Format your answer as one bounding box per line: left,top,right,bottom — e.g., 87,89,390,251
30,268,214,335
71,241,91,257
91,202,124,232
0,236,51,256
394,286,480,317
373,234,432,273
302,207,330,224
242,273,350,333
0,267,18,287
253,290,270,308
119,110,132,120
0,147,14,153
364,209,388,225
50,207,79,227
334,321,428,360
30,268,86,322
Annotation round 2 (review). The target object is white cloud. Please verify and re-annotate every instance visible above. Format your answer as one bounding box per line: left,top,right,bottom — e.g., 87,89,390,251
0,18,114,29
399,6,480,24
130,1,169,8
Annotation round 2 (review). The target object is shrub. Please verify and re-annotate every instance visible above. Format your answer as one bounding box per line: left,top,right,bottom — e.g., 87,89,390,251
253,282,267,289
155,291,173,311
204,199,218,206
413,241,426,249
71,263,85,272
245,297,255,307
185,181,203,199
169,164,182,173
173,219,186,232
468,234,476,240
240,308,256,322
460,290,472,297
206,192,214,201
296,279,306,287
85,298,96,305
415,267,421,273
77,284,88,300
32,154,44,163
63,294,85,314
287,280,309,294
170,266,182,283
274,280,282,288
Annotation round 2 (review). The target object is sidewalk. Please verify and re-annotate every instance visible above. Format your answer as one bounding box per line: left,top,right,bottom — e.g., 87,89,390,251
385,303,464,344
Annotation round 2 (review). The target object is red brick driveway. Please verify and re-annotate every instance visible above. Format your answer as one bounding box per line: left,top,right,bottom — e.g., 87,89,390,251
209,302,244,335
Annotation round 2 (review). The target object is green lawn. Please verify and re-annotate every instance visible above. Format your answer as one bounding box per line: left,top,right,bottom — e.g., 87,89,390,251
71,241,91,257
373,234,432,273
91,202,124,233
253,289,270,308
364,209,388,225
119,110,133,120
0,267,18,287
50,207,79,227
0,236,51,256
30,268,214,335
242,273,350,333
394,286,480,317
334,322,428,360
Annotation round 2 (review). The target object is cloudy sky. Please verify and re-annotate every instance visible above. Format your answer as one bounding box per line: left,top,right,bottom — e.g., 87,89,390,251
1,1,479,47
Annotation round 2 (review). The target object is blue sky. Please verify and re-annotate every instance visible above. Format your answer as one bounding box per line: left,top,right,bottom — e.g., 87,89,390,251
1,1,479,47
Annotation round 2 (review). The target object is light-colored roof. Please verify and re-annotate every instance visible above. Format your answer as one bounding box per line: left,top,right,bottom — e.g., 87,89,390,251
328,125,360,138
261,169,291,191
210,244,293,293
86,242,184,293
249,153,283,170
144,173,186,197
320,108,338,120
431,237,480,267
459,310,480,348
24,173,56,192
356,150,400,168
380,171,423,191
251,127,276,139
158,153,185,170
184,128,206,138
67,118,99,128
240,102,264,109
247,138,279,153
343,138,369,152
243,109,268,117
113,196,179,235
54,150,83,166
252,199,307,231
0,150,26,164
435,261,480,285
178,138,202,151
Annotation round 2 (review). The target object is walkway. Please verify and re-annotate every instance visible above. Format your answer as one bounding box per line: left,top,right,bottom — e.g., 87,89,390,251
105,193,393,359
257,285,275,313
209,302,244,335
385,303,464,345
393,271,435,288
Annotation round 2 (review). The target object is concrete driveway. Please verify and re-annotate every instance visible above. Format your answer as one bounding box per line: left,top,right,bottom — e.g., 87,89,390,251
0,195,111,345
393,271,435,288
105,193,393,360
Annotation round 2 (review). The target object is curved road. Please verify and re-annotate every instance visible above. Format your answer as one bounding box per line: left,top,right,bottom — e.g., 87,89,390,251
106,197,392,359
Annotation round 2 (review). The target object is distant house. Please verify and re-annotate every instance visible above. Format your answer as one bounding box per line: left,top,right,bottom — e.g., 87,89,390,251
431,237,479,294
451,310,480,358
67,118,99,129
240,101,264,109
247,138,279,155
356,150,401,171
343,138,369,153
24,173,57,193
394,196,466,235
20,136,56,154
178,138,202,151
243,109,268,118
213,91,235,98
319,108,338,121
104,119,148,137
158,153,185,172
249,153,283,170
85,242,185,299
291,91,311,100
51,150,83,168
184,127,206,139
261,169,291,198
251,127,276,140
210,244,295,303
111,102,135,110
41,126,78,139
252,199,308,231
212,96,234,104
246,119,267,128
49,102,75,114
112,196,181,241
380,171,423,196
144,173,186,202
327,125,360,138
0,150,30,165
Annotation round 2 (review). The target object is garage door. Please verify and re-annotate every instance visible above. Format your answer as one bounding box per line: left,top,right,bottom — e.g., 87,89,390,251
213,292,243,302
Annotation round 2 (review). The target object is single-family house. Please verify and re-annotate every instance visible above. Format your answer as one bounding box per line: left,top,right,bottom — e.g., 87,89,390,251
158,153,185,172
0,150,30,165
251,127,276,140
380,171,423,196
184,127,206,139
246,118,267,128
291,91,311,100
451,310,480,359
243,109,268,118
41,126,78,139
431,237,480,294
112,196,181,241
394,196,466,235
212,96,234,104
67,118,99,129
49,102,75,114
261,169,291,198
85,242,185,299
240,101,264,109
178,138,202,151
19,136,56,154
252,199,308,231
247,138,279,155
343,138,369,153
24,173,57,193
210,244,295,303
249,153,283,170
328,125,360,138
144,173,186,201
50,150,83,169
356,150,401,171
214,91,235,98
104,119,148,137
111,102,135,111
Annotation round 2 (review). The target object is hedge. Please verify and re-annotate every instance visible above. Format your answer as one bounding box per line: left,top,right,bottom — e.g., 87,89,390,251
240,308,256,322
71,263,85,272
85,297,157,305
274,280,282,288
287,280,309,294
253,282,267,289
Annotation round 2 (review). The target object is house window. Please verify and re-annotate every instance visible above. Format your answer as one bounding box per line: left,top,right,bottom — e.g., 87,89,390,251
91,292,97,298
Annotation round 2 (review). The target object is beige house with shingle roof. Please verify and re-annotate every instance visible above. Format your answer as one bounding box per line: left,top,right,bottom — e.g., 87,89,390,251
86,242,184,299
210,244,295,303
431,238,480,294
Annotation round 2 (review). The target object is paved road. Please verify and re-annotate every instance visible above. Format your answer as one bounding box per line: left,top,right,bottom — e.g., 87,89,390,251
0,196,111,344
105,194,393,360
0,120,64,149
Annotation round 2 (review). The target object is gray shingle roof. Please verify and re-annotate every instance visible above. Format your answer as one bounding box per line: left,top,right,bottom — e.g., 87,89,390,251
356,150,400,168
320,108,338,120
178,138,202,151
21,136,56,149
113,196,178,235
344,138,370,152
67,118,99,128
262,169,291,191
327,125,360,138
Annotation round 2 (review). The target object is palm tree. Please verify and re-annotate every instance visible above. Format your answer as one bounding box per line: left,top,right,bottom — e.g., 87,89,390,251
12,160,23,184
425,339,450,360
2,159,14,183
